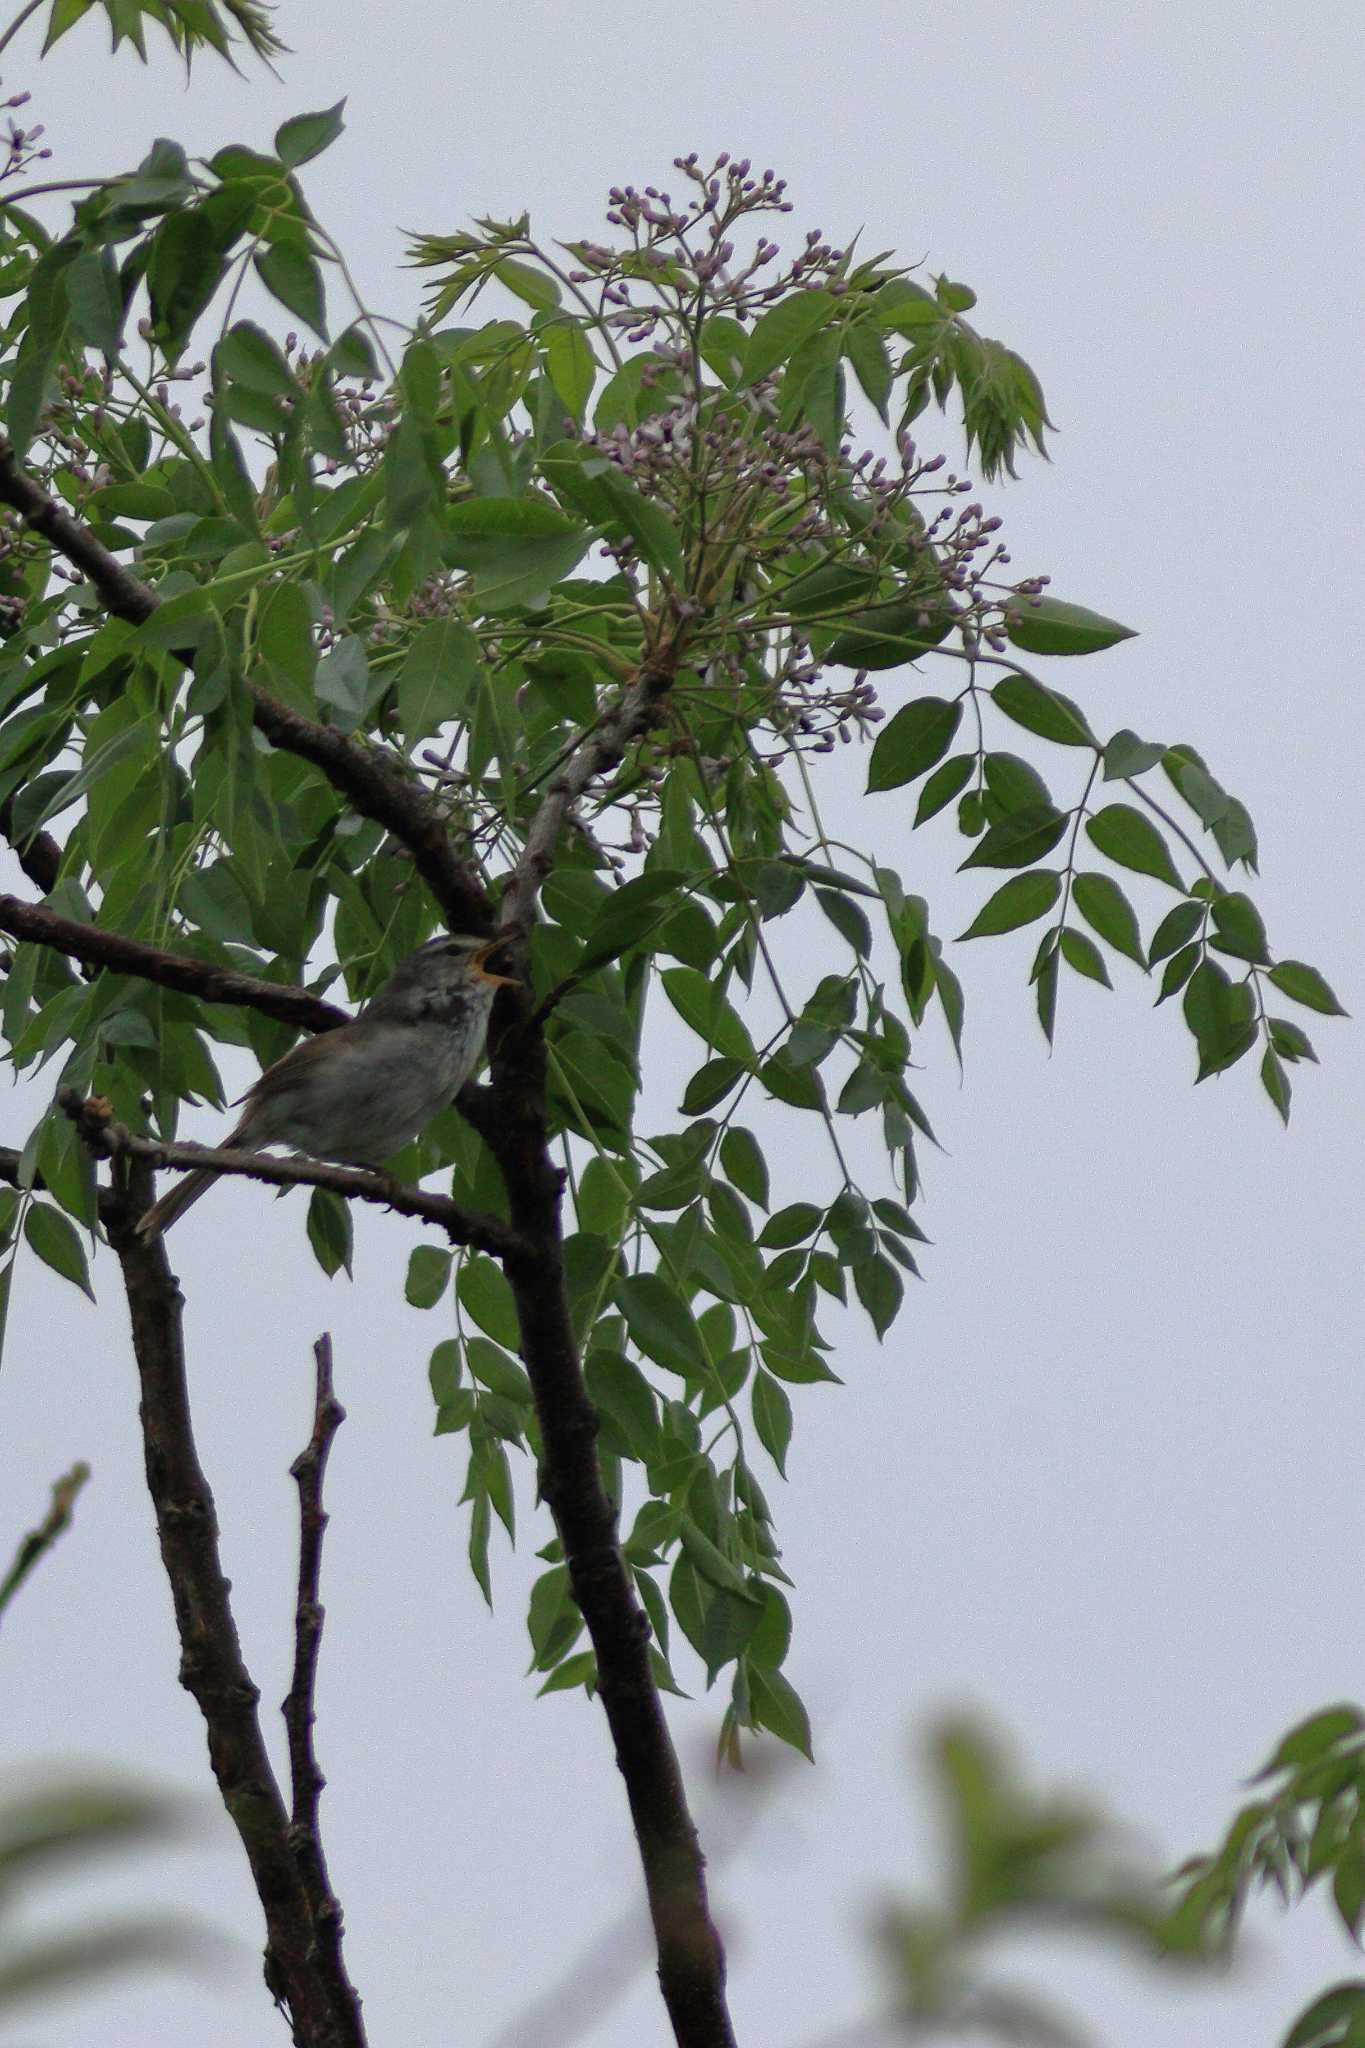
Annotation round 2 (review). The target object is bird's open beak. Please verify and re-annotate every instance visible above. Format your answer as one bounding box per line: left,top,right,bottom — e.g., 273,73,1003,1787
471,942,520,988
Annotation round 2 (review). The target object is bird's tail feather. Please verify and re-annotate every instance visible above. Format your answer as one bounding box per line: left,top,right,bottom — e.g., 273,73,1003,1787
135,1167,216,1243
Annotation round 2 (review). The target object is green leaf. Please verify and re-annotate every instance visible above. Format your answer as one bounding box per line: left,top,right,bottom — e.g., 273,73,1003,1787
749,1664,814,1761
591,464,685,583
1209,892,1270,965
527,1565,581,1671
1085,804,1185,890
720,1128,768,1209
216,321,295,395
825,594,952,671
314,634,370,734
254,242,328,339
397,618,481,743
492,258,559,311
65,246,123,356
741,290,835,383
678,1519,761,1603
1071,872,1146,968
758,1203,823,1249
1183,958,1256,1078
1103,728,1166,780
1004,596,1137,656
992,674,1096,746
1283,1984,1365,2048
467,1488,492,1605
306,1187,353,1278
1058,926,1111,986
671,1558,762,1685
1268,960,1347,1017
24,1201,94,1302
982,751,1052,814
457,1255,521,1348
428,1339,463,1404
1260,1048,1291,1125
1149,898,1204,964
275,101,347,169
958,870,1060,940
1035,940,1059,1043
854,1252,902,1339
585,1349,659,1460
543,321,597,421
866,697,962,792
914,751,974,825
466,1337,532,1404
615,1270,709,1379
1156,942,1200,1004
660,968,756,1064
1254,1705,1365,1778
843,317,893,421
443,497,590,611
751,1370,792,1476
405,1244,452,1308
148,196,251,352
958,803,1068,871
680,1059,743,1114
1268,1017,1317,1064
814,888,872,957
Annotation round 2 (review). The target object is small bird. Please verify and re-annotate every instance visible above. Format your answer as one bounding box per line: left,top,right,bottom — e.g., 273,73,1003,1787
135,932,516,1241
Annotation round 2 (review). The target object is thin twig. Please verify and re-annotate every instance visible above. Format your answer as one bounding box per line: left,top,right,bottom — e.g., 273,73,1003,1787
0,1461,90,1631
283,1335,348,1990
57,1091,526,1261
498,626,691,938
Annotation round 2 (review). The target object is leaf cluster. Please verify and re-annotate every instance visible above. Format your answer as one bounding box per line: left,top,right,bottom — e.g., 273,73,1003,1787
0,106,1341,1762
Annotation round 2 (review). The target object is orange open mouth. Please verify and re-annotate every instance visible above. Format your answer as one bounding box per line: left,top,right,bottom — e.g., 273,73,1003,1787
471,942,519,988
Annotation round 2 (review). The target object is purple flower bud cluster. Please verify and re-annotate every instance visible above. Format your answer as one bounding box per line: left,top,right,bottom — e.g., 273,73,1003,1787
1,91,50,181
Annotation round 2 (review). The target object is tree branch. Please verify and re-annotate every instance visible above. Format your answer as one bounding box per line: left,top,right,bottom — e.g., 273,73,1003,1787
0,1460,90,1631
284,1335,347,1998
0,441,490,937
0,895,349,1034
475,615,737,2046
499,1205,735,2048
499,631,689,937
58,1091,525,1261
104,1158,367,2048
0,794,61,895
249,690,492,936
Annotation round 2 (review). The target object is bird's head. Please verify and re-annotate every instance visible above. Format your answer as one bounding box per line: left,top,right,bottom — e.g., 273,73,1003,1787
366,933,520,1017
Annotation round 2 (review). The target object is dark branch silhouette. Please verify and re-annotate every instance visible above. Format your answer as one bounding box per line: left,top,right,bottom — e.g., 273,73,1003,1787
105,1158,368,2048
58,1091,525,1261
283,1335,350,2013
0,895,349,1035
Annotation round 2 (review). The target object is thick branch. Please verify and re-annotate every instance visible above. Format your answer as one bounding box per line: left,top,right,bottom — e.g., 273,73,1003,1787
486,1058,734,2047
501,1226,734,2048
0,795,61,894
0,895,349,1034
250,691,491,936
0,442,490,936
284,1336,347,1996
105,1159,366,2048
58,1092,525,1261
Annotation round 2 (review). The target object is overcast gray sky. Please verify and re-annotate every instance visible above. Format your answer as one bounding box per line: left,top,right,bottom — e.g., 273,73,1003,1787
2,3,1363,2045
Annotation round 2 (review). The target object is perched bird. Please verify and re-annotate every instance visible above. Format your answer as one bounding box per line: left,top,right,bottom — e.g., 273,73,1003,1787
135,933,516,1241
